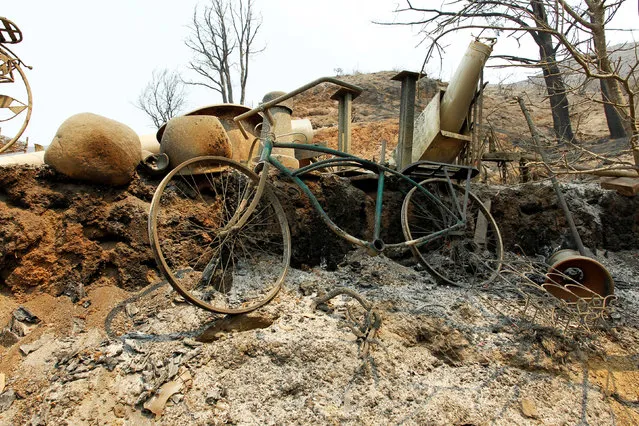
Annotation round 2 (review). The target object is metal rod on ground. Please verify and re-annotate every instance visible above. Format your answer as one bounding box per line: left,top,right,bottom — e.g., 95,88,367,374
517,97,587,257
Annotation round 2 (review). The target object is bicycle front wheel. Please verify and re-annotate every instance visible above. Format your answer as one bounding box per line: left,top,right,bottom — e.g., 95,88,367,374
401,178,503,288
148,156,291,314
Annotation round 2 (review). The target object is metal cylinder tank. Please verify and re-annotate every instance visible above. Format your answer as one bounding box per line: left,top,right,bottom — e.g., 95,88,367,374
439,40,493,134
291,119,314,145
0,151,45,166
259,91,299,169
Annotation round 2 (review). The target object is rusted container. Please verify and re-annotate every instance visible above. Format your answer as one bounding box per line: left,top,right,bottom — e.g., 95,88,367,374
156,104,262,165
544,249,614,302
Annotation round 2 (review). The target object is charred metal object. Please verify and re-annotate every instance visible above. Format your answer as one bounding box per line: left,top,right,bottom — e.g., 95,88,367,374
0,16,32,154
141,152,170,175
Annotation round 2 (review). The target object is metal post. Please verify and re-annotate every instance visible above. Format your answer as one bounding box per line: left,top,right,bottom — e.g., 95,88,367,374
330,88,360,154
339,92,352,153
518,97,587,257
392,71,424,169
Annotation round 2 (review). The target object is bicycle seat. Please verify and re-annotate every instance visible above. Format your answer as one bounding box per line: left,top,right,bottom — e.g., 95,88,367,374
400,160,479,180
0,17,23,44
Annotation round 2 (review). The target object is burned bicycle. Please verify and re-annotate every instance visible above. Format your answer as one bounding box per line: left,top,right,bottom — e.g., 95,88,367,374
148,78,504,314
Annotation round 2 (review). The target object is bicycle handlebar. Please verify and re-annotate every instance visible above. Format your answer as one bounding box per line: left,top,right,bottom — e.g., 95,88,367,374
232,77,364,138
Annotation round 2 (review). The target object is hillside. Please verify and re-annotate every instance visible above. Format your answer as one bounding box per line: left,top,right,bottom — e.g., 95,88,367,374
286,70,632,165
285,71,442,160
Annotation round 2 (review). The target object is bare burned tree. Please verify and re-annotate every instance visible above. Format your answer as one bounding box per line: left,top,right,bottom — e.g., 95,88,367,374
385,0,576,144
231,0,262,104
552,0,632,138
531,1,639,166
136,68,187,129
185,0,262,104
386,0,638,152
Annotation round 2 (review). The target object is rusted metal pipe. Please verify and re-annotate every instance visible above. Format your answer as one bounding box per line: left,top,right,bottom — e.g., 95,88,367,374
233,77,363,138
518,97,587,257
545,249,614,301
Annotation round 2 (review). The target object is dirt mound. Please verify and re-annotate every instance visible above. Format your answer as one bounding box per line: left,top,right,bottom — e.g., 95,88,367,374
0,166,157,299
486,182,639,256
0,165,404,298
1,248,638,425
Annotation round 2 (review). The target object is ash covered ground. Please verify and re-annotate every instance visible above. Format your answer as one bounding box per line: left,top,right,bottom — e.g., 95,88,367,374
1,165,639,425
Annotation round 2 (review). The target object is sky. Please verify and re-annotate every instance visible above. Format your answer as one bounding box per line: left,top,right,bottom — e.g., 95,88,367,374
2,0,638,148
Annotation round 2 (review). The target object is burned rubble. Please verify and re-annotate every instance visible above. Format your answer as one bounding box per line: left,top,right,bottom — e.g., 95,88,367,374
0,160,638,424
0,27,638,424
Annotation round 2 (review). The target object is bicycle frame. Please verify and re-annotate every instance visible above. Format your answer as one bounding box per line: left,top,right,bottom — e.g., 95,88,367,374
255,137,468,255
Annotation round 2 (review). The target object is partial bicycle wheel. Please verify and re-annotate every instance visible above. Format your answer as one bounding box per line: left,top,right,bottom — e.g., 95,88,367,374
401,178,503,287
0,46,32,153
148,156,291,314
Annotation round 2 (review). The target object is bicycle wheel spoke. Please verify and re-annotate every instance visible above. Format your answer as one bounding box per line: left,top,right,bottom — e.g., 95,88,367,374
402,178,503,288
149,156,290,314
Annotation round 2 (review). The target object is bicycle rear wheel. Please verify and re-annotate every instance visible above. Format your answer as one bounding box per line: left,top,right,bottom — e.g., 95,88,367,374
401,178,503,287
148,156,291,314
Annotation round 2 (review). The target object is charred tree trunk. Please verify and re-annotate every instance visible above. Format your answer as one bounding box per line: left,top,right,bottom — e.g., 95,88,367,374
540,53,575,144
587,0,630,138
600,79,628,138
530,0,575,144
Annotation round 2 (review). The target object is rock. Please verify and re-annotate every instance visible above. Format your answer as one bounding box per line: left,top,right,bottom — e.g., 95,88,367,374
12,307,40,324
125,304,139,317
0,373,4,393
63,281,86,303
521,398,539,418
113,404,126,418
45,113,141,186
124,339,145,354
143,380,183,418
19,334,53,355
205,386,227,405
0,330,19,347
160,115,232,169
9,308,40,337
72,318,86,334
10,318,35,337
0,389,15,413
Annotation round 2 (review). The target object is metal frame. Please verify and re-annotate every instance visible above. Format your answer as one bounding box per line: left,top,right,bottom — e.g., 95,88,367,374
229,76,480,257
247,138,467,256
